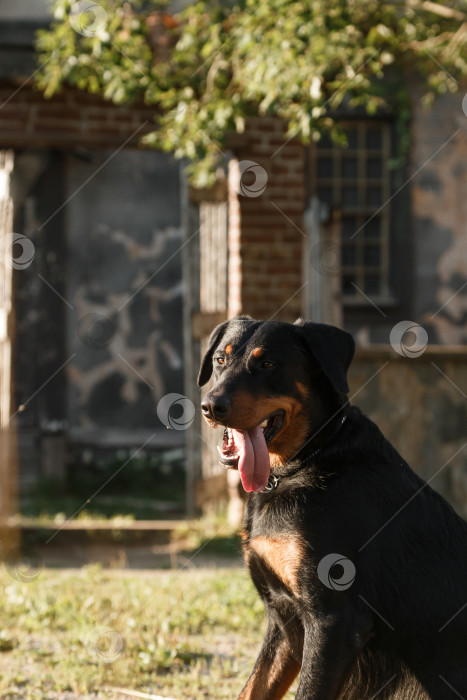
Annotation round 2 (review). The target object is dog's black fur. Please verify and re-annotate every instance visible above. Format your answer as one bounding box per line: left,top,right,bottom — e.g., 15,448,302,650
198,317,467,700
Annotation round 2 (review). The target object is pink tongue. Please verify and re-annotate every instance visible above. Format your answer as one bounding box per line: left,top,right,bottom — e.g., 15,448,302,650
231,426,271,492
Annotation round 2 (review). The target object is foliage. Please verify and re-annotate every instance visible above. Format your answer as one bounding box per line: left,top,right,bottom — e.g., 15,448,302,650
36,0,467,185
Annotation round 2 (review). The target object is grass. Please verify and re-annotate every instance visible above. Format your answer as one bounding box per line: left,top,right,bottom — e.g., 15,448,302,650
0,563,298,699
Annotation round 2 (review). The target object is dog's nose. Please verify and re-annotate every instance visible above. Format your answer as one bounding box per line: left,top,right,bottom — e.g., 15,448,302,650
201,395,231,421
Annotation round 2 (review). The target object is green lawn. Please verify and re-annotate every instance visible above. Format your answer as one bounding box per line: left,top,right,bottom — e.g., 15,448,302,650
0,563,298,699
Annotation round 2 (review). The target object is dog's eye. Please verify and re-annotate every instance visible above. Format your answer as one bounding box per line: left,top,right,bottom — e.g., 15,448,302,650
261,361,275,369
215,357,225,366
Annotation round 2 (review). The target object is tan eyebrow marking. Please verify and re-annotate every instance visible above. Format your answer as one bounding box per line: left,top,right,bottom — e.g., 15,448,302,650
225,344,233,355
252,347,263,358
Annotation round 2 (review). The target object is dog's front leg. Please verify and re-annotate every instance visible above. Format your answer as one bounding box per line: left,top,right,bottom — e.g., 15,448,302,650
238,618,301,700
294,616,368,700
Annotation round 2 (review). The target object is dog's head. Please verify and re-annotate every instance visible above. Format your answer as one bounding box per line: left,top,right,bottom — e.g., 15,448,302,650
198,317,355,491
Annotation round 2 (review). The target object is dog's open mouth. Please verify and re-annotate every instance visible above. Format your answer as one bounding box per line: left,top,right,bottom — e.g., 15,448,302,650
216,411,285,492
218,411,284,465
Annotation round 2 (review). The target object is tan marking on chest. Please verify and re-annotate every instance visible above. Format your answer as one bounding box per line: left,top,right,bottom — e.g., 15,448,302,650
249,535,305,594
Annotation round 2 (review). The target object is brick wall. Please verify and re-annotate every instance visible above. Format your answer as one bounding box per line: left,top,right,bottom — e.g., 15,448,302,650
1,85,307,324
0,81,156,148
227,116,305,321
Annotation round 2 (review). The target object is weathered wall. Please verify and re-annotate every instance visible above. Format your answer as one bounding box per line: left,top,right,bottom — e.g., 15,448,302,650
410,90,467,344
65,148,183,434
12,150,69,485
350,348,467,518
11,146,184,487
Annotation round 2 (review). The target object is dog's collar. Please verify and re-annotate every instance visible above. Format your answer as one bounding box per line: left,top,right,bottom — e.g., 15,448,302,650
260,414,347,494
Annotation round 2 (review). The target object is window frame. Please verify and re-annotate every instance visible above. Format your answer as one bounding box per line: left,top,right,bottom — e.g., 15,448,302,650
306,116,412,325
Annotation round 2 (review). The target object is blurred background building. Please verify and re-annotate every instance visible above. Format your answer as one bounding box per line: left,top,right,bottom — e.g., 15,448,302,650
0,0,466,533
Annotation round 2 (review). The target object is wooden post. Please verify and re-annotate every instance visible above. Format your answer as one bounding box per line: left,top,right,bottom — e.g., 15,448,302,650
182,175,229,515
304,197,343,327
0,150,20,558
322,209,343,328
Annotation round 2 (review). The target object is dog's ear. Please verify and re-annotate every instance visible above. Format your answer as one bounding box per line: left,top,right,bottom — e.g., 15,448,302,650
294,320,355,394
197,320,231,387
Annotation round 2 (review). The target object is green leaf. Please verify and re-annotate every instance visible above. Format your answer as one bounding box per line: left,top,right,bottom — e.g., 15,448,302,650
35,0,467,182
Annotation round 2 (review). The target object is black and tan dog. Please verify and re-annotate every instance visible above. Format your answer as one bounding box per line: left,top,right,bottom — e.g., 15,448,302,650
198,316,467,700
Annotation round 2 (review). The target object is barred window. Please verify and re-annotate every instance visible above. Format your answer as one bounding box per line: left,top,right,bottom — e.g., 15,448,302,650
310,121,392,300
